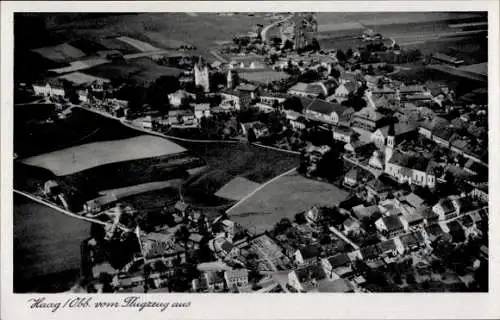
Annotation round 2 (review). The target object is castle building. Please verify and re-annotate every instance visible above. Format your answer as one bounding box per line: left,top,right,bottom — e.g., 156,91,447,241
194,57,210,93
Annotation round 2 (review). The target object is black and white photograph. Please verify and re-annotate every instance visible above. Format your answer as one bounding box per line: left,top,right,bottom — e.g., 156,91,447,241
1,2,499,318
10,8,492,294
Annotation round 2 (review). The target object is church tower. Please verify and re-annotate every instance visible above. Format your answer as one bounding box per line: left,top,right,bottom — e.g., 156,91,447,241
194,57,210,93
227,69,234,89
385,123,395,164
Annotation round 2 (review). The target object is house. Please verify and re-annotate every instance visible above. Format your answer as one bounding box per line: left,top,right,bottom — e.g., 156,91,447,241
321,253,353,280
351,107,391,132
220,219,236,239
32,80,66,97
334,82,357,98
294,245,321,266
370,123,417,149
385,151,437,188
366,178,394,202
84,193,118,213
396,193,425,216
287,264,327,292
305,206,322,224
352,204,379,220
471,185,488,203
424,223,448,243
236,84,259,99
241,121,270,139
333,126,358,144
417,117,450,140
398,231,426,252
377,238,404,257
220,90,242,110
343,168,359,187
204,271,226,291
194,103,211,119
432,126,455,148
224,268,249,288
43,180,60,196
432,198,458,220
419,206,439,225
305,99,354,125
188,233,204,249
168,110,196,125
259,92,288,107
287,82,328,98
375,216,406,237
343,218,362,235
359,244,381,261
168,90,195,107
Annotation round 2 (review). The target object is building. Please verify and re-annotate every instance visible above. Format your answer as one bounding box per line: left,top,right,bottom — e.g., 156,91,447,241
84,193,118,213
351,107,391,132
333,126,358,144
343,168,359,188
194,57,210,93
352,204,379,220
371,122,417,149
43,180,60,196
224,269,249,288
287,82,328,98
321,253,353,280
168,90,195,107
294,245,321,266
343,218,362,235
259,92,288,107
194,103,211,119
431,52,464,67
220,91,242,110
305,99,354,125
384,150,437,189
32,80,66,97
432,198,458,220
375,216,407,237
399,231,426,252
287,264,326,292
204,271,226,291
334,82,357,98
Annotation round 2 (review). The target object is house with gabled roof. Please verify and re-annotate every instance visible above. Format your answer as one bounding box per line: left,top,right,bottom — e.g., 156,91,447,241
294,245,322,266
305,99,354,125
375,215,407,237
321,253,353,280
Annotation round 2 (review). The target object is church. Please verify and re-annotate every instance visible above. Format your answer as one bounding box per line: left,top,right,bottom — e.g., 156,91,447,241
369,123,437,189
194,57,210,93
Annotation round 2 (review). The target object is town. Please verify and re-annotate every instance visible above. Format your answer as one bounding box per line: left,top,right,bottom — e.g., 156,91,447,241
14,12,488,294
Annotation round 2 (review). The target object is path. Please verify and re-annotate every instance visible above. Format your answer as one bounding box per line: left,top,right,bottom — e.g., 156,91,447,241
261,13,295,42
225,167,298,214
329,226,360,250
14,189,132,233
210,50,228,63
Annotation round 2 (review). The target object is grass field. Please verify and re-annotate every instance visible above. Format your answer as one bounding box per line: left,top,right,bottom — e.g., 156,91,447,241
116,36,158,52
14,107,140,158
21,135,187,176
214,176,261,201
14,194,91,292
31,43,86,63
228,171,349,234
177,141,300,207
85,58,183,83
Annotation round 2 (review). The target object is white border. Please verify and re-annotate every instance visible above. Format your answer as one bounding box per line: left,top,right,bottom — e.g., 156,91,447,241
2,1,499,319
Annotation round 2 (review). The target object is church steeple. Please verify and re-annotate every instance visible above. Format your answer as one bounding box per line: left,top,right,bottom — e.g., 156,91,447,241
385,123,395,164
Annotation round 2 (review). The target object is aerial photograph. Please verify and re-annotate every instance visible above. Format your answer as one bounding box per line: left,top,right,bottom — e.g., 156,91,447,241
13,11,488,293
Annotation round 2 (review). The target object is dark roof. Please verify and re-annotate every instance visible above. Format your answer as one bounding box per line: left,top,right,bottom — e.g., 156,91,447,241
294,264,326,283
306,83,326,95
433,126,454,141
425,224,445,238
381,216,404,231
399,85,425,94
400,231,425,248
299,245,321,260
360,244,381,260
326,253,351,268
437,198,455,214
377,239,397,253
221,241,234,253
307,99,350,116
388,151,431,172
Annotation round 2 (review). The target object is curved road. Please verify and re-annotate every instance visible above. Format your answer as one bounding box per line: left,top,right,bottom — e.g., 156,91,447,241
261,13,295,42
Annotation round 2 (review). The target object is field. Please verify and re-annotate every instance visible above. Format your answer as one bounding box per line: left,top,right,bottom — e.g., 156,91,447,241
228,171,349,234
31,43,86,63
14,194,91,292
58,72,111,86
116,36,159,52
28,13,271,61
97,37,141,54
85,58,183,83
14,107,140,158
21,135,187,176
176,141,300,207
215,176,261,201
98,179,183,200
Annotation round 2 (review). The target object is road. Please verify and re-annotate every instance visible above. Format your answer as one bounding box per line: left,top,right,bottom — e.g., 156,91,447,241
14,189,134,234
210,50,228,63
261,13,295,42
329,225,360,250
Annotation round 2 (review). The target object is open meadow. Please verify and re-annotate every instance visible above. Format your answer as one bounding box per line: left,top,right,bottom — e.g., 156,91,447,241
21,135,187,176
228,171,349,234
176,141,300,207
14,194,91,292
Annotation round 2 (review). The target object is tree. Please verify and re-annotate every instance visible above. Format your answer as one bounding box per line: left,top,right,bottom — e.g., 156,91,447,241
273,218,292,235
146,76,180,112
175,225,191,250
247,128,257,143
330,67,341,79
315,146,343,181
283,96,304,113
336,49,347,62
346,48,353,59
294,212,307,225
